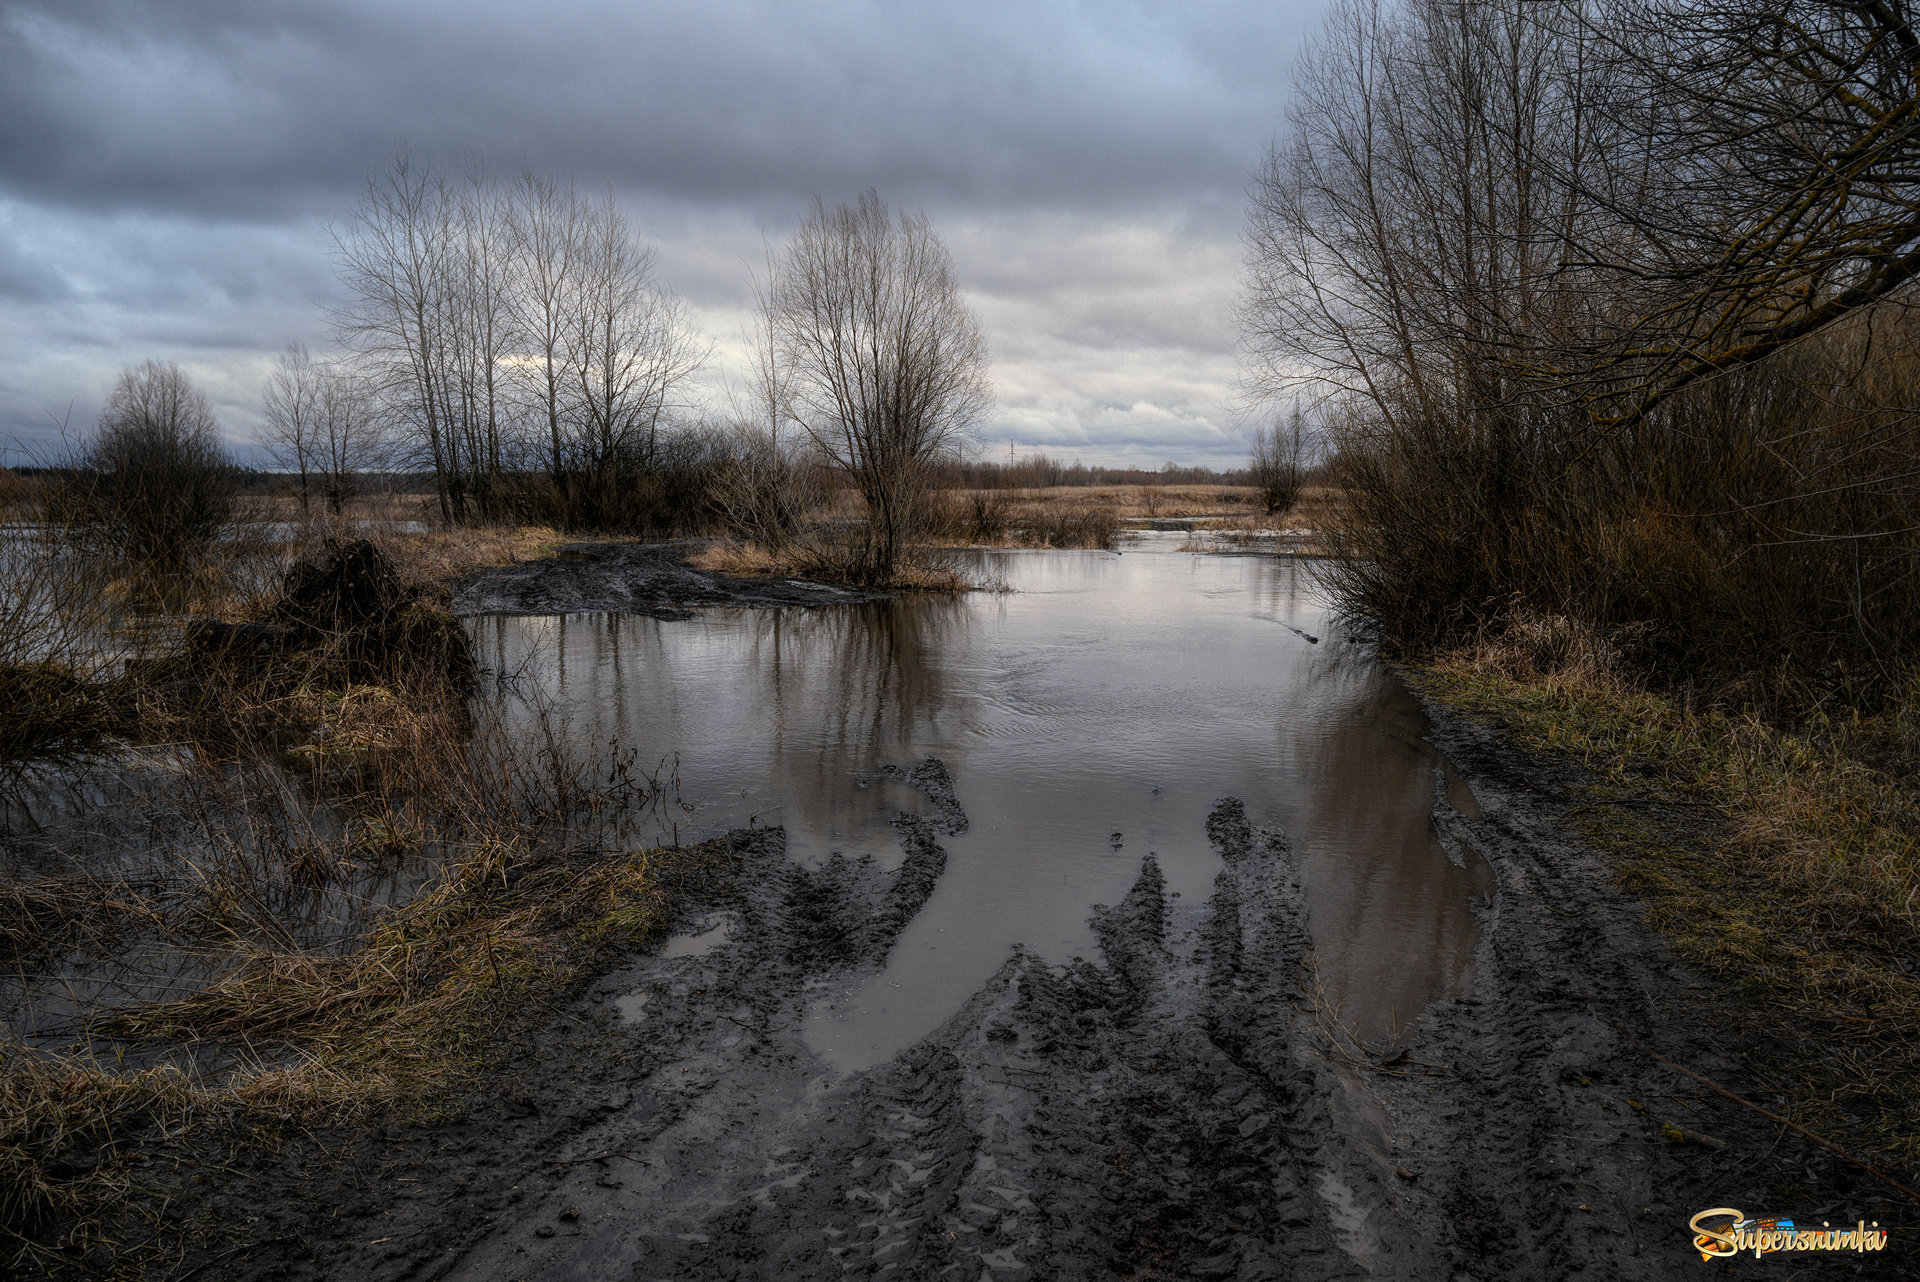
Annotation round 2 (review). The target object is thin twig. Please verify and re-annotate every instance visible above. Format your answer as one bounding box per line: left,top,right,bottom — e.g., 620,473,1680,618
540,1150,649,1166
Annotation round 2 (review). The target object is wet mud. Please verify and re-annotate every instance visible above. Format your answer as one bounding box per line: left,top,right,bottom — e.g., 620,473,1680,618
176,718,1913,1279
454,542,886,618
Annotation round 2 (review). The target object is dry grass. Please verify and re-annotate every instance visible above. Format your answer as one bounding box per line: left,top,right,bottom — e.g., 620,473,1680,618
689,539,975,592
0,1049,218,1277
0,822,732,1277
362,521,563,593
0,529,706,1271
106,833,732,1109
926,484,1342,551
1,690,722,1272
1408,624,1920,1173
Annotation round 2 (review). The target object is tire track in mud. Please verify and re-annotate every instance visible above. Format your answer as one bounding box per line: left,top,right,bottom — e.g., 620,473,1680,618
434,771,1398,1282
203,739,1906,1281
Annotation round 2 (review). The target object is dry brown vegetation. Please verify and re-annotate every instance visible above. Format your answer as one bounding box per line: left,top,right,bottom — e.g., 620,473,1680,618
695,481,1331,566
0,526,711,1275
688,540,974,592
1409,621,1920,1179
923,483,1324,550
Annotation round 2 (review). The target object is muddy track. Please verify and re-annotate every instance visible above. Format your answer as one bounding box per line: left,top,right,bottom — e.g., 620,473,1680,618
192,735,1917,1280
452,542,886,617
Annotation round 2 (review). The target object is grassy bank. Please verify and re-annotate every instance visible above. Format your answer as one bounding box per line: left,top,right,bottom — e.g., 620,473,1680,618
1406,631,1920,1177
4,830,736,1278
688,539,977,591
0,534,713,1276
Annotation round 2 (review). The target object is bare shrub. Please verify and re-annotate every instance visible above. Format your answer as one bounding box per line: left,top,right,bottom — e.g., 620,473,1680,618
960,490,1011,542
47,361,238,570
1249,407,1313,515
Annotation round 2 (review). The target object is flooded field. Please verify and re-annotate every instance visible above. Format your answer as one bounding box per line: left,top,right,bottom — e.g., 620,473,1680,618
8,536,1781,1282
476,540,1493,1068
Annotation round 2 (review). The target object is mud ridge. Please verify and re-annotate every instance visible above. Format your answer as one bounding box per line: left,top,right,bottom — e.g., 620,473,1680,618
453,541,887,617
180,737,1918,1280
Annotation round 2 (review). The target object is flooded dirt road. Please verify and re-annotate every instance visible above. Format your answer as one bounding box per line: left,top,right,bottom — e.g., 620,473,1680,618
473,546,1491,1064
192,542,1900,1280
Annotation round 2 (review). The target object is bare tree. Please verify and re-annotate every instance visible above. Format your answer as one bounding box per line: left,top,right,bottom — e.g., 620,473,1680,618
331,155,514,523
712,257,821,548
331,154,460,521
1249,406,1314,515
56,360,238,566
263,344,390,517
443,166,514,518
769,190,992,581
1242,0,1628,427
332,155,712,530
503,171,588,517
565,192,707,512
1561,0,1920,421
261,343,324,513
1238,0,1920,682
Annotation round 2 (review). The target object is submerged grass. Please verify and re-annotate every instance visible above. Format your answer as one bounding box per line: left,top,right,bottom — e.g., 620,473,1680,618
1407,629,1920,1176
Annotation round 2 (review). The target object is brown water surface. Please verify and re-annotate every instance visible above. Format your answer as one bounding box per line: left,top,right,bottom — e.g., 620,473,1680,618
474,542,1494,1070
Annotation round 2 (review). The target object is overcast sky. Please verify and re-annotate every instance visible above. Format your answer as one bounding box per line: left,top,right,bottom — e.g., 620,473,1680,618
0,0,1317,468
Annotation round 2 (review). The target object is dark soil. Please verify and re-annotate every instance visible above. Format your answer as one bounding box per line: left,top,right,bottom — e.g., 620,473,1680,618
157,716,1920,1279
453,542,889,618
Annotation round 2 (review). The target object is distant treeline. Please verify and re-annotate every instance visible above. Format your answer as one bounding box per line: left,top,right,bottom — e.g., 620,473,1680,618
932,455,1259,490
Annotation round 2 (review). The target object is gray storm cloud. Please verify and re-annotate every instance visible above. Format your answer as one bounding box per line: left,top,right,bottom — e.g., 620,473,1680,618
0,0,1314,465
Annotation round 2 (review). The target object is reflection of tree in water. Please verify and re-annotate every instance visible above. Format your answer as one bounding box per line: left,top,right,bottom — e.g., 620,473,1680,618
742,596,974,841
1258,587,1495,1044
1244,553,1334,635
472,598,978,851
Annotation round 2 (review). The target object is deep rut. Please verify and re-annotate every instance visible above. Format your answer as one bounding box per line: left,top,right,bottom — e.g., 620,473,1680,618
199,743,1915,1281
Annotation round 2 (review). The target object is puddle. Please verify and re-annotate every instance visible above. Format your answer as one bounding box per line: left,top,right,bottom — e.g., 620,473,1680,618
661,912,736,958
1316,1169,1376,1267
613,991,650,1024
474,546,1495,1071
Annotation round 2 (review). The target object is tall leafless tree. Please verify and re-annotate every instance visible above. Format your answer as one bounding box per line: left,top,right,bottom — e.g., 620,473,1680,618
330,154,463,521
1240,0,1920,683
769,190,992,581
331,156,513,522
712,255,821,548
262,343,324,514
1561,0,1920,421
503,171,588,517
565,192,707,512
264,344,388,517
331,157,703,527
